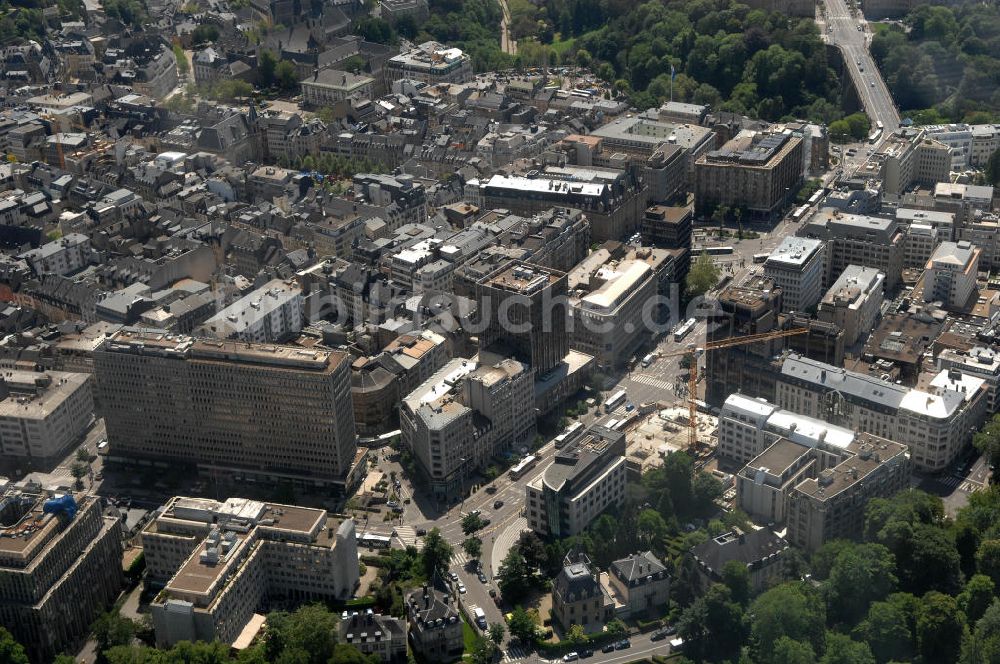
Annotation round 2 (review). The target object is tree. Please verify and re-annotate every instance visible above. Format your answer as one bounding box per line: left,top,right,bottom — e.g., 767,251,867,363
496,549,532,602
463,537,483,562
712,204,730,236
771,636,815,664
275,60,298,90
259,50,278,88
173,44,189,76
420,529,453,581
192,23,220,43
91,612,137,654
986,149,1000,188
692,472,723,516
750,582,826,660
826,543,897,625
677,584,747,662
566,624,588,646
916,592,964,664
820,632,876,664
469,636,497,664
463,513,487,535
75,447,91,463
265,604,338,664
489,622,505,647
605,619,627,639
516,532,547,572
0,628,28,664
686,251,720,297
853,600,912,664
53,656,76,664
958,575,996,625
962,599,1000,664
71,461,88,484
636,509,668,550
976,539,1000,587
721,560,751,606
507,606,540,643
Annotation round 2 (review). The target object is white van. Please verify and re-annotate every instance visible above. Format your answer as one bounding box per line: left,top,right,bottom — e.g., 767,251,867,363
473,606,487,629
641,354,654,368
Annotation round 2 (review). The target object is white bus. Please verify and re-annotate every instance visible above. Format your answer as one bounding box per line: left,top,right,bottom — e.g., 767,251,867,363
509,455,537,480
876,120,884,130
791,204,810,222
753,253,770,264
674,317,696,342
605,390,627,412
555,421,583,448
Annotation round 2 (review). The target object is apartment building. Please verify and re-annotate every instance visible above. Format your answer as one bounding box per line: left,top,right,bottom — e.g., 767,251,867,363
146,496,358,647
567,257,657,369
338,610,407,662
382,42,473,90
923,240,980,309
717,393,855,466
525,425,627,538
401,357,535,497
798,211,906,290
694,131,804,222
0,488,123,663
94,329,362,492
0,370,94,469
785,434,911,551
776,354,988,471
405,586,464,662
19,233,90,276
816,265,884,346
199,279,303,343
690,528,788,594
607,551,670,619
552,554,615,632
302,69,375,106
763,237,825,313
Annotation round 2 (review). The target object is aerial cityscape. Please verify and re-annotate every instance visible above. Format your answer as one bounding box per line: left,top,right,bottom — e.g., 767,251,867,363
0,0,999,661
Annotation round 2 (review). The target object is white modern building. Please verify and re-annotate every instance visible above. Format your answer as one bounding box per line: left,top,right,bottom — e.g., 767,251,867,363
923,240,980,309
0,370,94,467
19,233,91,276
764,237,825,313
816,265,884,346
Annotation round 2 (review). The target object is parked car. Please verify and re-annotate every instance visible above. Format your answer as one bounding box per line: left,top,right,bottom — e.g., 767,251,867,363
416,528,427,536
579,650,593,659
486,486,498,494
615,640,631,650
478,571,488,583
457,583,467,594
488,588,497,598
563,652,579,662
449,571,459,581
651,630,668,642
601,644,615,654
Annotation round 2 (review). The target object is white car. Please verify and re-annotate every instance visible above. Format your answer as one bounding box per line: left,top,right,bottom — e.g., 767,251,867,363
564,653,579,662
458,583,467,594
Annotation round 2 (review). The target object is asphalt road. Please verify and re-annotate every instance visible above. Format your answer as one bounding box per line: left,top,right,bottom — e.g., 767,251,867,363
824,0,901,135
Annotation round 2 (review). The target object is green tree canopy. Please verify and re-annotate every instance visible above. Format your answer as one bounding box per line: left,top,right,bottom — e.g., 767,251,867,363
686,251,720,298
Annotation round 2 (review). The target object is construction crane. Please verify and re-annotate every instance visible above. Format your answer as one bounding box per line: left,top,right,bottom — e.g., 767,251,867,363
658,326,810,450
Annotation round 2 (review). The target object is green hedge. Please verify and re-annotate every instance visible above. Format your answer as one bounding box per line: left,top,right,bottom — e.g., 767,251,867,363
636,618,663,632
360,555,386,567
535,629,619,655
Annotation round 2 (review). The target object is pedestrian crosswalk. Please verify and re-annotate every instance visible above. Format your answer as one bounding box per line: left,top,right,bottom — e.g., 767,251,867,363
934,475,984,494
631,373,676,393
451,551,470,567
502,644,531,662
395,525,417,546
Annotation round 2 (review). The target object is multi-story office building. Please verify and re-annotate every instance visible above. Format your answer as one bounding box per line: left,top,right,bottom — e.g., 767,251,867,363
923,240,980,309
338,610,407,662
381,42,473,90
302,70,376,106
798,211,906,290
717,393,855,466
401,357,534,497
405,586,464,662
641,205,692,252
816,265,884,346
146,496,358,647
785,434,911,551
0,488,123,663
567,257,658,369
937,346,1000,411
477,262,568,374
0,370,93,469
200,279,303,343
764,237,825,313
776,354,988,471
94,329,362,492
551,554,615,632
903,223,940,269
854,128,951,196
525,425,627,538
19,233,90,276
607,551,671,619
694,131,804,222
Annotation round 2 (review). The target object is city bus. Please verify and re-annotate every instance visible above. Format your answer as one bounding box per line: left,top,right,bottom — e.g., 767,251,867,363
807,189,825,206
605,390,628,412
876,120,884,131
702,246,734,255
791,204,810,222
753,253,770,264
509,455,537,480
555,421,583,448
674,317,697,342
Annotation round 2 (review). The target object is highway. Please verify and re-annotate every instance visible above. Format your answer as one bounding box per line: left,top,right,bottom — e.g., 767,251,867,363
824,0,900,135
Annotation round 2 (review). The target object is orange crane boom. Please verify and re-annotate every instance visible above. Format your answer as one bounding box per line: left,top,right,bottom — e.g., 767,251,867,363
659,326,810,450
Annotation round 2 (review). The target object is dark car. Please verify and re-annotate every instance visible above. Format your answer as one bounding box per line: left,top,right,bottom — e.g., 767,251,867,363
601,644,615,653
416,528,427,536
494,500,504,509
486,486,498,494
615,640,631,650
579,650,593,659
651,631,668,642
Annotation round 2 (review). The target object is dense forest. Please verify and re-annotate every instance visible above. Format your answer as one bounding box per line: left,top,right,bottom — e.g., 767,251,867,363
871,2,1000,123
